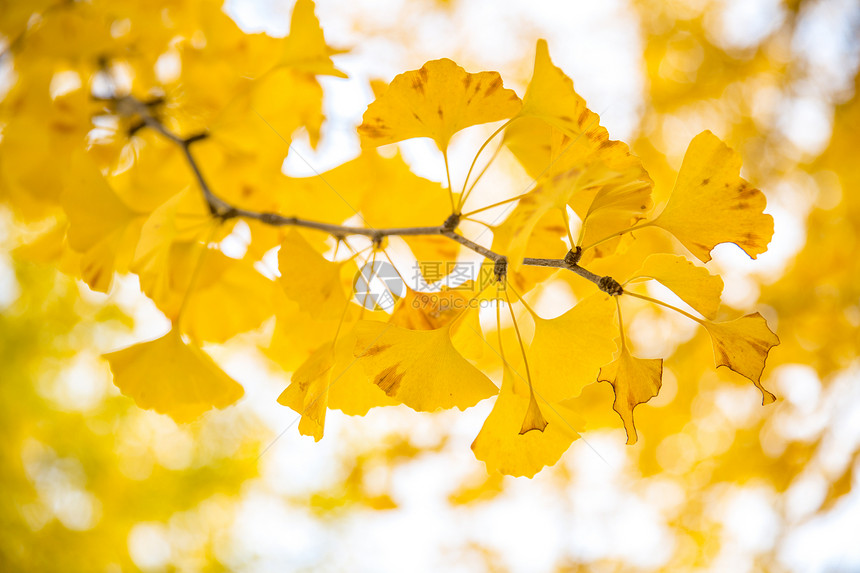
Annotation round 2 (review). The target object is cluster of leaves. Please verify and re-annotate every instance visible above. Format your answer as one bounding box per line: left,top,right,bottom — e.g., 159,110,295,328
1,0,779,477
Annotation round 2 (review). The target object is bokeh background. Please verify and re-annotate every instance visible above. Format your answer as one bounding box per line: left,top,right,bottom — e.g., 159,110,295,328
2,0,860,571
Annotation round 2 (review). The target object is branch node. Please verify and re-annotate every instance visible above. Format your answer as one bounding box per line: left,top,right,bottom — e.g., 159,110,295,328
598,275,623,296
494,257,508,282
442,213,460,232
215,206,238,220
564,246,582,266
183,132,209,146
128,120,146,138
144,96,166,109
372,232,384,249
259,212,282,226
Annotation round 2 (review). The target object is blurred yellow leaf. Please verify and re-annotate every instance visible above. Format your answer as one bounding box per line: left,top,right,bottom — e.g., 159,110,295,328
104,329,244,422
279,0,347,78
277,229,355,319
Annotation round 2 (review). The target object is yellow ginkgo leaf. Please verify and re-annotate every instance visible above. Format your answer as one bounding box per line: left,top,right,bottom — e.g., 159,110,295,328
62,153,143,292
703,312,780,404
278,344,333,441
358,58,522,151
598,347,663,445
104,329,244,423
208,68,326,154
519,39,597,134
131,189,227,307
178,252,277,343
652,131,774,263
503,118,652,257
279,0,347,78
505,39,653,258
353,321,497,411
529,293,618,402
278,229,355,319
388,287,485,360
389,287,471,331
279,326,399,440
326,327,400,415
576,174,654,259
472,363,584,478
627,253,724,320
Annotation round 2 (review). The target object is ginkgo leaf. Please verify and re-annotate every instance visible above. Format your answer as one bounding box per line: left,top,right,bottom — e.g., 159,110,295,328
388,287,486,360
278,344,333,441
652,131,774,263
278,229,354,318
279,326,400,440
505,40,652,257
279,0,347,78
326,327,400,415
503,118,652,257
104,329,244,423
353,321,497,411
529,293,618,401
703,312,780,404
519,39,607,138
358,58,522,151
62,154,143,292
63,154,138,254
472,363,584,478
131,189,227,308
178,252,277,343
388,287,471,331
577,175,654,258
627,253,724,320
598,348,663,445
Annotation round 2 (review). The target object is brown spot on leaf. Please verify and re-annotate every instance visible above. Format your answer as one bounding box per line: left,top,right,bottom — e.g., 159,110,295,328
362,344,391,357
374,366,404,396
599,139,617,150
359,125,385,138
411,73,425,94
578,110,590,125
484,76,503,96
714,344,731,367
737,184,760,200
701,178,710,185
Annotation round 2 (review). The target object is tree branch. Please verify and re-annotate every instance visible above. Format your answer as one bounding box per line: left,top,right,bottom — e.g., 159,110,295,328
112,95,624,296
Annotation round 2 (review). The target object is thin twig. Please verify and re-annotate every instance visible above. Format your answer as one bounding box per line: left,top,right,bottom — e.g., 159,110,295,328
113,95,626,294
